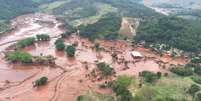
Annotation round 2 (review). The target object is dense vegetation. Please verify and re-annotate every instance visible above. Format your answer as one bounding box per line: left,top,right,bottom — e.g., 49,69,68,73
61,32,72,38
188,84,200,97
191,56,201,64
0,0,38,20
191,76,201,84
55,38,65,51
33,76,48,87
65,45,76,57
1,0,201,101
101,0,159,18
0,21,11,35
79,15,121,41
6,51,32,63
135,16,201,52
96,62,114,76
170,67,193,76
51,0,97,21
36,34,50,41
140,71,161,83
107,75,134,101
16,37,35,49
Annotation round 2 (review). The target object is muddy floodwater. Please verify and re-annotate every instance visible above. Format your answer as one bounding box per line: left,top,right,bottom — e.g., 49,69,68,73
0,13,188,101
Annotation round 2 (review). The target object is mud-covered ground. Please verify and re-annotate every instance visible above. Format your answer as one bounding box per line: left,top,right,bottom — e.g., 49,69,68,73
0,13,188,101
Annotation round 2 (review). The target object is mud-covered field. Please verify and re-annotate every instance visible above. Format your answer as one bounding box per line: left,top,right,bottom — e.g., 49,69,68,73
0,13,188,101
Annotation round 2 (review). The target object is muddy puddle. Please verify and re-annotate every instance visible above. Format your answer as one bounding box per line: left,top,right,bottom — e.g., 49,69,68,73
0,13,189,101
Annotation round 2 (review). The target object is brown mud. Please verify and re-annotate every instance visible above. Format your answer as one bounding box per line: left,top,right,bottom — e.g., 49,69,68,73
0,13,188,101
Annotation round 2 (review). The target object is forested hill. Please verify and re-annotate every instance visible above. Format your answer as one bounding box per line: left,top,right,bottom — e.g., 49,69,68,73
0,0,157,21
0,0,201,53
0,0,38,20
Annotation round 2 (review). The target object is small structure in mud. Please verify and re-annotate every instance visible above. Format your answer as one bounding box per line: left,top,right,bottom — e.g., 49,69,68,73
130,51,143,58
33,55,56,65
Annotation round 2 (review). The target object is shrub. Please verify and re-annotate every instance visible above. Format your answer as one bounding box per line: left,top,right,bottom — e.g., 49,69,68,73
157,72,162,78
33,76,48,87
6,51,32,63
55,38,65,51
105,33,118,40
194,66,201,75
170,67,193,76
16,37,35,48
195,93,201,101
187,84,200,96
116,75,133,88
191,56,201,64
65,45,76,57
94,43,101,51
154,97,189,101
109,76,134,101
79,15,121,41
96,62,113,76
54,38,64,45
135,16,201,52
191,76,201,84
61,32,71,38
141,71,160,83
76,95,84,101
36,34,50,41
55,42,65,51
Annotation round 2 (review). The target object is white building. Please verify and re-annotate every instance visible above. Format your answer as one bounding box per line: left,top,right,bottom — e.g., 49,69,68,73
130,51,143,58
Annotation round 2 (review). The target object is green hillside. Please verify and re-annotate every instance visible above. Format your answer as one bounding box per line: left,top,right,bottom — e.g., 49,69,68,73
0,0,38,20
0,0,200,53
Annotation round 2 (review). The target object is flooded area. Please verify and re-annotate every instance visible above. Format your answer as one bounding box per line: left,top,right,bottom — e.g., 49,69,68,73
0,13,64,51
0,13,189,101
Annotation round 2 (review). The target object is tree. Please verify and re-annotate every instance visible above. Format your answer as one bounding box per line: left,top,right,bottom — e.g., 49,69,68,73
76,95,84,101
195,93,201,101
108,76,134,101
116,75,133,88
61,32,71,38
56,43,65,51
105,33,118,40
188,84,200,96
191,56,201,64
140,71,160,83
33,76,48,87
16,37,35,48
55,38,64,44
65,45,76,57
157,72,162,78
194,66,201,75
36,34,50,41
96,62,113,76
134,16,201,52
170,67,193,76
94,43,101,51
55,38,65,51
79,15,121,41
191,76,201,84
6,51,32,63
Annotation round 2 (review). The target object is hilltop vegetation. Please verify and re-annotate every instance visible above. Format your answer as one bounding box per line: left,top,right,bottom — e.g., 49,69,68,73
0,0,200,53
0,0,37,20
101,0,159,18
79,15,122,41
36,0,158,25
135,16,201,52
1,1,201,101
0,21,11,35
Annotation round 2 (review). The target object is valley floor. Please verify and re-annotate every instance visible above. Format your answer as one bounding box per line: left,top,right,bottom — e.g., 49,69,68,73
0,13,188,101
